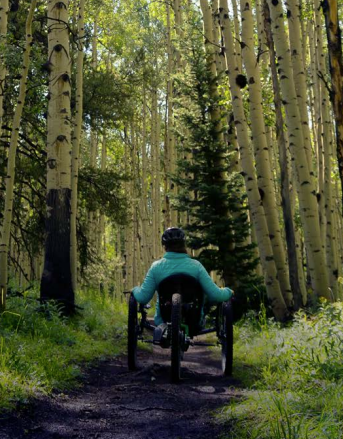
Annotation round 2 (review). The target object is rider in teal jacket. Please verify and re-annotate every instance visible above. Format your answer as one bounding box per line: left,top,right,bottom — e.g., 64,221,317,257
132,228,233,325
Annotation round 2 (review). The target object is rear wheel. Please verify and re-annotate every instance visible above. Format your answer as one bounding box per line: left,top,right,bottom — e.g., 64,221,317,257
171,293,182,383
128,293,138,371
221,301,233,376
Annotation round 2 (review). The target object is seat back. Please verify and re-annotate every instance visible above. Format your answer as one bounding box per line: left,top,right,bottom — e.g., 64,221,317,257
158,274,204,337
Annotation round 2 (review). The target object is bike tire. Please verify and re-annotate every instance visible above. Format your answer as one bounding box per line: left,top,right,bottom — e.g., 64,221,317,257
128,293,138,371
221,300,233,376
171,293,182,383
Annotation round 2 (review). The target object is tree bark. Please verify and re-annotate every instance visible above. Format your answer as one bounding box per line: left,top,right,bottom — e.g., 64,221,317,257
266,0,330,301
219,0,288,321
322,0,343,214
165,0,177,227
70,0,85,293
0,0,9,143
263,0,307,308
41,0,74,313
240,0,292,307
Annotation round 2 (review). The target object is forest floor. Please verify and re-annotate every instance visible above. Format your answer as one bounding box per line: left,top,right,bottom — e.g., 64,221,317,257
0,343,241,439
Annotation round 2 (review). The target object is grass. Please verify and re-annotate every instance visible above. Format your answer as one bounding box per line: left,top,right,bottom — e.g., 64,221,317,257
218,302,343,439
0,288,127,411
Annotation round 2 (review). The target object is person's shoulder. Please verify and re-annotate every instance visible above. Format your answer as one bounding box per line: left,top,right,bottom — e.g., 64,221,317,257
151,258,165,268
187,257,202,267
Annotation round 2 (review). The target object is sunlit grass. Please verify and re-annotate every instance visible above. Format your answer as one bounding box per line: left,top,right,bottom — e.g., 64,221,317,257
219,302,343,438
0,288,127,410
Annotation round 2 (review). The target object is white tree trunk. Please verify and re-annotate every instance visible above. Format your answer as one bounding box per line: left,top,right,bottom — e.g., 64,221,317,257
266,0,330,300
219,0,288,320
0,0,9,143
240,0,292,307
70,0,85,292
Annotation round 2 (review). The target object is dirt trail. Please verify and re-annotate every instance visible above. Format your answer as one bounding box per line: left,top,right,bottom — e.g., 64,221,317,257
0,343,240,439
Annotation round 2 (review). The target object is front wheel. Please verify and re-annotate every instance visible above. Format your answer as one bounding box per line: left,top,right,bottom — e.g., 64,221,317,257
171,293,182,383
221,300,233,376
128,293,138,371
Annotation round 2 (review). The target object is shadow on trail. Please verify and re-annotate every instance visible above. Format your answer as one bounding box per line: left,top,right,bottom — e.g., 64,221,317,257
0,343,241,439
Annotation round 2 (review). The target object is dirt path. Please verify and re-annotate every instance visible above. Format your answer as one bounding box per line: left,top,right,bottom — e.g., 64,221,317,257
0,343,240,439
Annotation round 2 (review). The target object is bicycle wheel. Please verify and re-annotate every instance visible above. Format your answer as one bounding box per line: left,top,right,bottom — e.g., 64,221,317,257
221,300,233,376
171,293,182,383
128,293,138,371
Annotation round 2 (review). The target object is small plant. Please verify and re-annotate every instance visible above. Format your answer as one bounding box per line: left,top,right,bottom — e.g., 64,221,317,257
0,288,126,410
218,302,343,438
270,397,309,439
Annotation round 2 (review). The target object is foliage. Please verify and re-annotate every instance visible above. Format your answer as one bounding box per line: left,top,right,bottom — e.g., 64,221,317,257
0,0,136,286
218,302,343,438
0,288,126,411
78,166,129,223
173,23,263,318
82,68,135,131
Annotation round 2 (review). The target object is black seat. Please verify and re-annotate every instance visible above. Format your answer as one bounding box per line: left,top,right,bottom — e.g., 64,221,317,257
158,274,204,337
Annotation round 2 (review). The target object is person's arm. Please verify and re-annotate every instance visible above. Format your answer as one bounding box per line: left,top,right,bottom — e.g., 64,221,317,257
197,263,232,302
132,265,157,305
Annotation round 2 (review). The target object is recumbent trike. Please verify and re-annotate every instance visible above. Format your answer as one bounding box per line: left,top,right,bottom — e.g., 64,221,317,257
126,273,233,383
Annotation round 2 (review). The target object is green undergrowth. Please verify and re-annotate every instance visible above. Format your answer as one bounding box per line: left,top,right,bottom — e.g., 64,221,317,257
219,302,343,439
0,288,127,411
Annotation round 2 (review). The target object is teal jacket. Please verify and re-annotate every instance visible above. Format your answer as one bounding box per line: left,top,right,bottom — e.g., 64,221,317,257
132,252,233,325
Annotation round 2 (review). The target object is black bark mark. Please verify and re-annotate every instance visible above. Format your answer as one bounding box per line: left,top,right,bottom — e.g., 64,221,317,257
40,188,74,314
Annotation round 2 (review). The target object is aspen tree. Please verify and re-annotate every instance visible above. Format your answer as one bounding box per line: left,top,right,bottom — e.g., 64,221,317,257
96,134,107,254
334,180,343,266
211,0,225,75
131,124,139,286
309,19,326,243
0,0,36,309
90,19,98,168
165,0,177,227
41,0,74,312
151,89,162,259
173,0,184,69
150,94,156,259
70,0,85,293
322,0,343,210
313,0,340,297
124,139,134,290
155,110,162,252
88,19,98,257
285,0,314,173
173,0,189,228
115,229,123,297
263,1,307,307
266,0,330,300
140,87,150,271
324,130,340,298
201,0,237,286
219,0,288,320
200,0,225,155
286,3,325,254
299,0,307,66
240,0,292,307
255,0,268,65
0,0,8,142
231,0,242,71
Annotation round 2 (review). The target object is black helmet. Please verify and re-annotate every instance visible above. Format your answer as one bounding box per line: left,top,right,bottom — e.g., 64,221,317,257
161,227,185,246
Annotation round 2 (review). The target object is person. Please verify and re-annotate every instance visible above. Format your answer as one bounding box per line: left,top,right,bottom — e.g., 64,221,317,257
132,227,233,327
